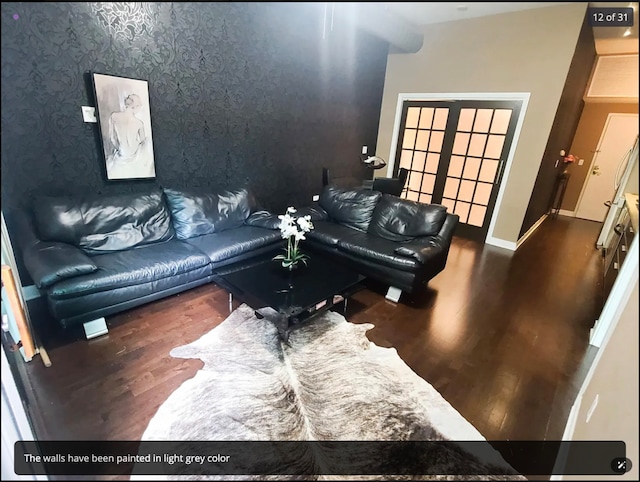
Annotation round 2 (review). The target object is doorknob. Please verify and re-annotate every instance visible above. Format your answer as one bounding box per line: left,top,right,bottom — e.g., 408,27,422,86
591,165,601,176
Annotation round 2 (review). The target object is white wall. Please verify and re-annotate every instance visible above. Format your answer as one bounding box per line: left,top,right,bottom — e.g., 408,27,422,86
375,3,588,244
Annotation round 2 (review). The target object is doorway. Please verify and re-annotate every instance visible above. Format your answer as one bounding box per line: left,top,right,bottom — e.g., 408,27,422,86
574,113,639,222
392,99,523,242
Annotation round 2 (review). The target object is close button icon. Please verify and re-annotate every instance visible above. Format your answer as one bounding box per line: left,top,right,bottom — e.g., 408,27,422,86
611,457,632,474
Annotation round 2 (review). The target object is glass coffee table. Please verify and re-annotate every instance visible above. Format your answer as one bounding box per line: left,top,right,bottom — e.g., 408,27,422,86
213,249,365,342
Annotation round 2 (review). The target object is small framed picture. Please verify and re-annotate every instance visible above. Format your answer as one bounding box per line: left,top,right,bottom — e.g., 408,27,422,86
92,72,156,180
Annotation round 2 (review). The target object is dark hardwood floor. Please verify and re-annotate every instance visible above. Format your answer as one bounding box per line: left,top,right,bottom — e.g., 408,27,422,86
5,215,603,477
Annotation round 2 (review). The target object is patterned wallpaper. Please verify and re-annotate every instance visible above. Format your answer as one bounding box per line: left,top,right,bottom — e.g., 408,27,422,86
1,2,388,281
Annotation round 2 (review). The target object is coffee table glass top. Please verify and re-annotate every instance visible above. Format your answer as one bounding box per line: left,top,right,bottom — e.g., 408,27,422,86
213,249,365,318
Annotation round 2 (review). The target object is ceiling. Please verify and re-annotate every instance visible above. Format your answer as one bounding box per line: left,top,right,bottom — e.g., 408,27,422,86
380,2,575,25
380,2,639,54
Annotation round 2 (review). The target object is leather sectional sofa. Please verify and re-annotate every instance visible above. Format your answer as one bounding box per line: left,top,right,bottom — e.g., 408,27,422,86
15,184,458,338
17,187,281,336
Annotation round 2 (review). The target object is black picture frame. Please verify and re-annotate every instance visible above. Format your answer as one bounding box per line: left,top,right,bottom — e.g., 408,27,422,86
92,72,156,181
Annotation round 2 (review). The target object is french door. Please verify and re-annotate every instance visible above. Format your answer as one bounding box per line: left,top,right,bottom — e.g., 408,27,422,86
394,100,521,241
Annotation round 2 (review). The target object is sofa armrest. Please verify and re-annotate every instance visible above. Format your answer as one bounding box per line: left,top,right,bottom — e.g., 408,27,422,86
244,210,281,230
394,242,442,264
23,241,98,289
393,214,459,264
437,213,460,245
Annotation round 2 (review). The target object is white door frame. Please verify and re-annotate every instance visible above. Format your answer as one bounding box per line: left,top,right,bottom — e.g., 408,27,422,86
388,92,530,248
574,113,639,221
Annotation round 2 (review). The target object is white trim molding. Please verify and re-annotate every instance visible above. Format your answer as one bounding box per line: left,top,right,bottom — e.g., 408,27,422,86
484,237,517,251
557,209,575,217
516,214,547,249
388,92,531,247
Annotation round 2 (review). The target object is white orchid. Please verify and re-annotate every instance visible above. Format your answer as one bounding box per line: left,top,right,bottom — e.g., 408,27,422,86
297,215,313,233
273,207,315,269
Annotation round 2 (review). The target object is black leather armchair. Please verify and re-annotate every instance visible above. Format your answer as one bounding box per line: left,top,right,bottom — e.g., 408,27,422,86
304,186,458,301
372,168,409,197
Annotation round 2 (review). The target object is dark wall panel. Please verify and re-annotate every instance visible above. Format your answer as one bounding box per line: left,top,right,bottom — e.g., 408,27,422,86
1,2,388,282
519,12,596,237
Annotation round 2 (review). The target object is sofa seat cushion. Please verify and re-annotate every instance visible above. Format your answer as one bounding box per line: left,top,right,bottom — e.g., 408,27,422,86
336,232,421,272
185,226,281,263
306,221,362,247
48,240,211,300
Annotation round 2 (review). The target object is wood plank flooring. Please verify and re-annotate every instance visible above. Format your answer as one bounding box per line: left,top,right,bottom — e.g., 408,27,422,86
4,216,603,477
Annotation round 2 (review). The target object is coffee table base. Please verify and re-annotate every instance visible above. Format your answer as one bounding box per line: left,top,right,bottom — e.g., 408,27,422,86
227,292,353,343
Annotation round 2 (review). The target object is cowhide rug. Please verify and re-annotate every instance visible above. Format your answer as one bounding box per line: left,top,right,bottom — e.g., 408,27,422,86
133,304,524,480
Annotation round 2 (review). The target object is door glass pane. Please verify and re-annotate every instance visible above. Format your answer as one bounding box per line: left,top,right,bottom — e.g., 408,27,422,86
433,108,448,130
419,108,434,129
452,133,470,155
406,107,420,128
462,157,481,180
468,134,487,157
458,180,476,202
441,198,456,213
405,190,419,202
473,109,493,133
454,201,470,223
408,171,423,191
448,155,464,177
473,182,492,205
429,131,444,152
412,151,427,171
419,193,432,204
422,174,436,193
485,135,505,159
458,109,475,132
478,159,499,182
415,130,430,151
468,204,487,227
425,153,440,174
444,177,460,198
490,109,512,134
400,149,413,169
403,129,417,149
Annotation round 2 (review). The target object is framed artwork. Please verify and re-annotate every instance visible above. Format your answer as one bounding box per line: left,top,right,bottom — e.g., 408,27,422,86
92,72,156,180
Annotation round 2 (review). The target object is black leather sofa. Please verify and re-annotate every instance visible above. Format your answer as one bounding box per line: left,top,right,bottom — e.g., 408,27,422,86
15,184,457,337
301,186,459,300
17,187,282,336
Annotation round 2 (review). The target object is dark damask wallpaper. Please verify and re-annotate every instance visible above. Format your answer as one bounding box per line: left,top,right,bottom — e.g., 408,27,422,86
1,2,388,282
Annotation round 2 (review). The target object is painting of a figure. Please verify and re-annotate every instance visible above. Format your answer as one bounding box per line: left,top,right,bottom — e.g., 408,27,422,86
92,73,156,180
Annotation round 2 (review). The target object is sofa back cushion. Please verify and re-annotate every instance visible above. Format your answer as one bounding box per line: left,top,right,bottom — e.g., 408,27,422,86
368,194,448,242
318,186,382,232
164,187,256,239
33,189,175,254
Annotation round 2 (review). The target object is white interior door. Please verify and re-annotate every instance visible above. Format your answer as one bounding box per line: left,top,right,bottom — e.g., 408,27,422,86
575,114,639,222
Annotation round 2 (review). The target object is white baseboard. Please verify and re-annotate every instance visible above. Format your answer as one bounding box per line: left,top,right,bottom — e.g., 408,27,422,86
558,209,575,217
487,214,549,252
485,236,517,251
516,214,547,249
22,285,41,301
